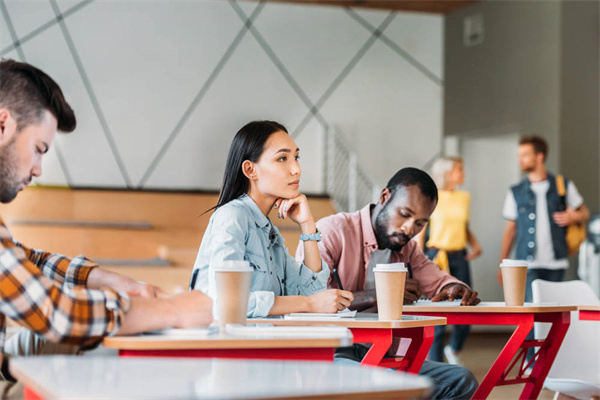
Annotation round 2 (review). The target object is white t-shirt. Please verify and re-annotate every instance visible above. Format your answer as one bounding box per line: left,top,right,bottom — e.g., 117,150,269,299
503,179,583,269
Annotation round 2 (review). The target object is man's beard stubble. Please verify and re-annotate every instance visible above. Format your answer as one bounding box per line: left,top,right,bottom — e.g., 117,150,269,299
374,205,411,252
0,137,21,203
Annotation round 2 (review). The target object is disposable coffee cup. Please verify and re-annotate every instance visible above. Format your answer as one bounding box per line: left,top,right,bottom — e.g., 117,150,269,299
214,260,253,327
374,263,407,320
500,259,528,306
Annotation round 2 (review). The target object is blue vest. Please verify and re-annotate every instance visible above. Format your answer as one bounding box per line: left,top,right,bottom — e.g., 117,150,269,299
510,173,568,261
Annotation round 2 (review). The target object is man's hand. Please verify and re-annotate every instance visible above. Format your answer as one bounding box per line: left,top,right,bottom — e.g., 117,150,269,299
123,280,167,298
431,283,480,306
404,278,422,304
168,291,214,328
87,267,166,298
553,208,578,227
497,268,503,285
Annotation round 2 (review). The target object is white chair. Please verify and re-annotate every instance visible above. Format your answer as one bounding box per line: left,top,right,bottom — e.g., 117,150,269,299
532,280,600,400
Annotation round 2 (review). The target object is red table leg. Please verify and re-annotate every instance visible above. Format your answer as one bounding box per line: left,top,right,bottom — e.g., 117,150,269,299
24,386,43,400
349,327,434,373
471,314,533,400
389,326,434,373
119,347,334,361
521,312,570,400
349,328,392,367
404,311,571,400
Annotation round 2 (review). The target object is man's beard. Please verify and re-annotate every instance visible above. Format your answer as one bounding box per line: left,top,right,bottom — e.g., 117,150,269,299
0,138,23,203
374,205,411,252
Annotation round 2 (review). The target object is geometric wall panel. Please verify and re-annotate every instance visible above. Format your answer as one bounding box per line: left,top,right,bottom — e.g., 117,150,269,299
1,0,443,195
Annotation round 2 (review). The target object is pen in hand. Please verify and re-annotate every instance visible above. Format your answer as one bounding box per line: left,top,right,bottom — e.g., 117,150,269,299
332,268,344,291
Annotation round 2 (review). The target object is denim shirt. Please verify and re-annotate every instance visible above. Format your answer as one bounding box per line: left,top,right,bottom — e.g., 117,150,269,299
190,194,330,317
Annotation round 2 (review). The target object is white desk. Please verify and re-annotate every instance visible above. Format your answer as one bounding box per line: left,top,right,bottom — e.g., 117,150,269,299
103,325,353,362
11,356,432,399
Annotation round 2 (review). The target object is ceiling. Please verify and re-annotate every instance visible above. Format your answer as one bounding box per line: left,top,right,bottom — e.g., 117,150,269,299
242,0,480,14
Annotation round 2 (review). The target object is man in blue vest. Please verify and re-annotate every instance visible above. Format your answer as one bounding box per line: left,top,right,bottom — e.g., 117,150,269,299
499,135,589,359
499,135,589,294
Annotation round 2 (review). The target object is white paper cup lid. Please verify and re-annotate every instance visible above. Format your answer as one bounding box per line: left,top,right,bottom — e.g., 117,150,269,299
374,263,407,272
214,260,253,272
500,259,529,268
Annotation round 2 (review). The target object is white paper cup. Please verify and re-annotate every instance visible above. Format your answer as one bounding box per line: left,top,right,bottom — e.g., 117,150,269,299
374,263,407,320
500,259,528,306
214,260,253,327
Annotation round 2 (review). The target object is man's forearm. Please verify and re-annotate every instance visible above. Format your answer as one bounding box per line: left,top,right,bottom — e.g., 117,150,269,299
575,204,590,224
86,267,133,291
117,297,178,336
349,289,377,311
500,222,516,260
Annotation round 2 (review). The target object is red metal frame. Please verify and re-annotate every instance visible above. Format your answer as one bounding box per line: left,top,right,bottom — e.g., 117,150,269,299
119,347,334,361
23,386,43,400
579,310,600,321
349,326,434,373
403,311,571,400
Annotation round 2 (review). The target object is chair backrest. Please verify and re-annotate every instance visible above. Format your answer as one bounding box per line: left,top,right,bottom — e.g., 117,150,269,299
532,279,600,383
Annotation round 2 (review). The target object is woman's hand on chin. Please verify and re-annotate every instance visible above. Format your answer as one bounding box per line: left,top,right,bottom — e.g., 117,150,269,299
274,194,314,228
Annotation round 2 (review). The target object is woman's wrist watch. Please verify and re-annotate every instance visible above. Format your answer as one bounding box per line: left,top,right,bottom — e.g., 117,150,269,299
299,229,321,242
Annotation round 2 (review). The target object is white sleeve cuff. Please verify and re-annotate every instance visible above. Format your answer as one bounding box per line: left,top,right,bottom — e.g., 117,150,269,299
247,291,275,318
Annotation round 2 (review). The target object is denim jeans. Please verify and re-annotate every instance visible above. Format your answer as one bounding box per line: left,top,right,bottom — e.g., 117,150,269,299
524,268,565,361
335,345,478,400
426,249,472,362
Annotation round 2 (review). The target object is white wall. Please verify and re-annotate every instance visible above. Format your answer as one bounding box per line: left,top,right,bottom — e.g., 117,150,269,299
460,133,521,302
0,0,443,193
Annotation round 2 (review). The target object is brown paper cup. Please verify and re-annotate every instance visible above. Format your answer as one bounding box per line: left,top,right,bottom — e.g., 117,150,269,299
214,261,253,327
374,264,407,320
500,260,528,306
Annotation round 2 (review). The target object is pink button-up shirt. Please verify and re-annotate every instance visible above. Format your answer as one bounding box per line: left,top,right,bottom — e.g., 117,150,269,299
296,204,465,297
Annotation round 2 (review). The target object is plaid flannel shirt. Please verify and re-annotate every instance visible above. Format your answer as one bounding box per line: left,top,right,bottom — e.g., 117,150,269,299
0,218,130,357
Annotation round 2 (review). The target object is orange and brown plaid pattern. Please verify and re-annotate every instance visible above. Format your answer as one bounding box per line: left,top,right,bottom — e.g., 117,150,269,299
0,219,130,352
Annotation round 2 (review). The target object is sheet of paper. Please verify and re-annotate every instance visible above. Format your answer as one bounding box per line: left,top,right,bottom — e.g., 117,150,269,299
405,299,463,307
284,308,357,319
226,324,349,338
144,325,219,337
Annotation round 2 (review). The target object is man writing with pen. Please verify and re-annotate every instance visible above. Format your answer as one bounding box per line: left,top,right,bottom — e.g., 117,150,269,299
296,167,480,400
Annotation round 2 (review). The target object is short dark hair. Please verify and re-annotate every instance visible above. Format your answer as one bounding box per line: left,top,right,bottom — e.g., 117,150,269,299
519,135,548,161
0,59,76,133
386,167,438,203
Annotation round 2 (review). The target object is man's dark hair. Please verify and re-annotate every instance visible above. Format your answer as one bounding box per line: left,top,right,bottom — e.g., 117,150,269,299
386,167,438,203
519,135,548,161
0,59,76,133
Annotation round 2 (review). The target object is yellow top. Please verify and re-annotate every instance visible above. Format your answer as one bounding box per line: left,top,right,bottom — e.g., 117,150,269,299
426,190,470,251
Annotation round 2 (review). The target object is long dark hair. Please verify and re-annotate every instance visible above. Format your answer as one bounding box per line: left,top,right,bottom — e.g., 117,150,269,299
212,120,288,212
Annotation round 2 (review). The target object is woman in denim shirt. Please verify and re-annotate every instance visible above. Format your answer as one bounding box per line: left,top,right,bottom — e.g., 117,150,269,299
190,121,353,317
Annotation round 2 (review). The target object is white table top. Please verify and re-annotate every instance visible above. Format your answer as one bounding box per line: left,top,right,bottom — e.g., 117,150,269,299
103,325,353,350
10,356,432,399
403,301,577,313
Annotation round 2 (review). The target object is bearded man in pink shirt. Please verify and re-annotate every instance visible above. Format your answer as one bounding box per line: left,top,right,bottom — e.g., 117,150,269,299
296,167,480,400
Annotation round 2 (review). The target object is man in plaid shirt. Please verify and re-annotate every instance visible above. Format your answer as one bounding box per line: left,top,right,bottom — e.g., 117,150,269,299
0,60,213,390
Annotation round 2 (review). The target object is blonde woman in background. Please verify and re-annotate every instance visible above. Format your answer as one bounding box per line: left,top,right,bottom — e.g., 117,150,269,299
417,156,482,365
